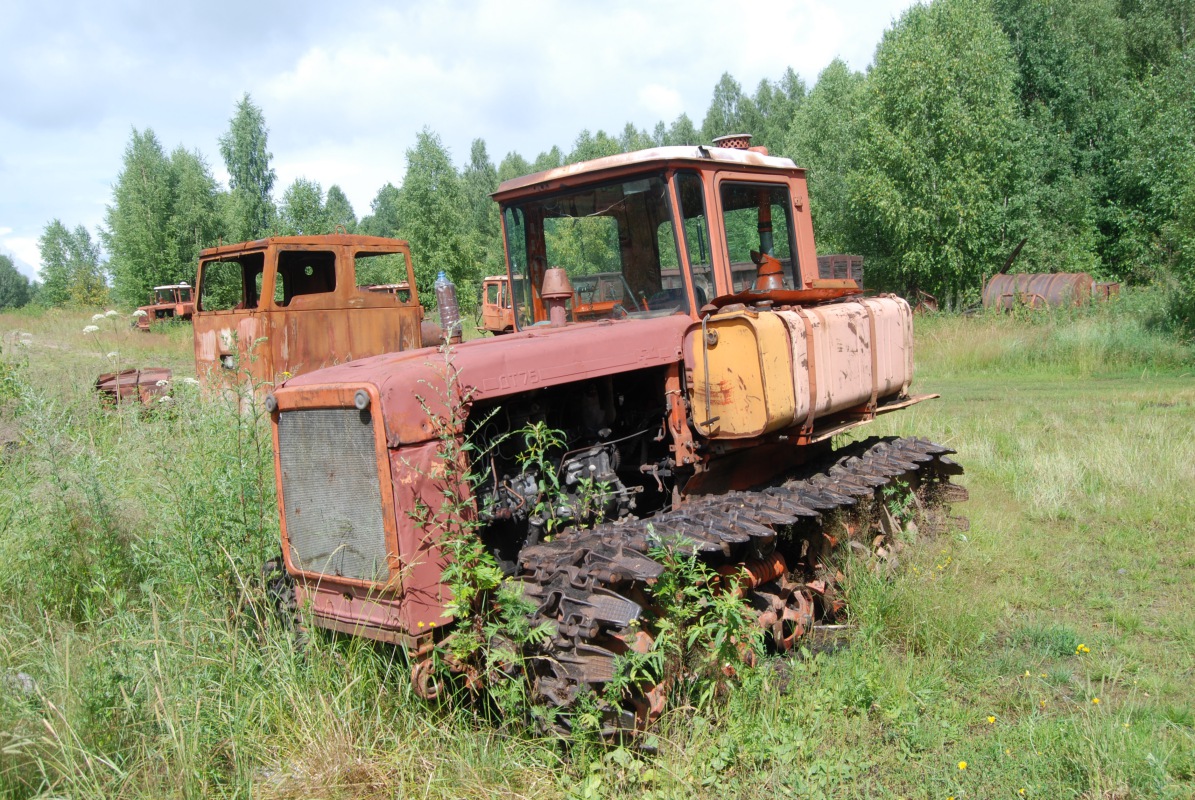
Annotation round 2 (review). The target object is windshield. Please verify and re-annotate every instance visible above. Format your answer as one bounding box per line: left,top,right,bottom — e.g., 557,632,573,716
502,173,690,328
154,286,191,303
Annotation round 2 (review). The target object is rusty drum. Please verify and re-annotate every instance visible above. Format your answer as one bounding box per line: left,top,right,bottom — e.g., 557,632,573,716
982,273,1094,310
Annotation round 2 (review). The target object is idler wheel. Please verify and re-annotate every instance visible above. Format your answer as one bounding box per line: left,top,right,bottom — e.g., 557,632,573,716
775,589,814,652
411,658,445,701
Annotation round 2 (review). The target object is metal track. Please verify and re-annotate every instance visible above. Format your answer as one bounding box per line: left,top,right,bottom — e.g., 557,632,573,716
514,436,966,733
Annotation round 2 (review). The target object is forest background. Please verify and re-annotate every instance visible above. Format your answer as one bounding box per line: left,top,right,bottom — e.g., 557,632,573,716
1,0,1192,332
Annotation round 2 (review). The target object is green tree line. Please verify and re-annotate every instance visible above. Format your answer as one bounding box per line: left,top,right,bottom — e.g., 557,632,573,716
25,0,1194,327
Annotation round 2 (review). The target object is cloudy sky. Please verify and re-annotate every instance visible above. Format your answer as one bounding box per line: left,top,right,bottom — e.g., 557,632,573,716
0,0,916,281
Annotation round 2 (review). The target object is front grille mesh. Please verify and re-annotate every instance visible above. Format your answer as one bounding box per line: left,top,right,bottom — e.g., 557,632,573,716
277,408,389,582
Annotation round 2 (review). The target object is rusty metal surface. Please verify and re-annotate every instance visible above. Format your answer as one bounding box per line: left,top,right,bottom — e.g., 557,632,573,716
982,272,1094,310
514,436,965,731
192,235,424,389
95,368,173,406
277,314,691,447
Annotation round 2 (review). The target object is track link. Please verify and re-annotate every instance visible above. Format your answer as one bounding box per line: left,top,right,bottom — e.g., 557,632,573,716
514,436,966,733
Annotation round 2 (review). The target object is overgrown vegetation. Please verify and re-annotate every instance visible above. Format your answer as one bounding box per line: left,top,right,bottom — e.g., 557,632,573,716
411,356,762,732
2,295,1191,796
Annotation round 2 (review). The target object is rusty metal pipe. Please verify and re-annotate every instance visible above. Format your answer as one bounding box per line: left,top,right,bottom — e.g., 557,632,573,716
716,551,787,593
541,267,574,328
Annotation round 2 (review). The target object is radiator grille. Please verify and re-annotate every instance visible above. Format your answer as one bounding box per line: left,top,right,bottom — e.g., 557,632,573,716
277,408,389,582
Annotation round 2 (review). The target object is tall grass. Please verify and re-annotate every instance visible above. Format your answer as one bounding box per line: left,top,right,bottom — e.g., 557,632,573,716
2,302,1193,798
917,287,1193,379
0,317,566,798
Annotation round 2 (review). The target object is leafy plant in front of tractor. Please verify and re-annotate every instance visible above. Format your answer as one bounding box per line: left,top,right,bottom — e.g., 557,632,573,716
610,536,764,713
407,346,553,721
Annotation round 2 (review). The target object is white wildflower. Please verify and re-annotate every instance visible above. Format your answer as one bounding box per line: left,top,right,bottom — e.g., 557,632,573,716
92,313,106,321
181,377,200,386
158,395,173,403
107,351,119,360
132,309,148,318
155,379,170,387
83,325,100,334
105,309,119,318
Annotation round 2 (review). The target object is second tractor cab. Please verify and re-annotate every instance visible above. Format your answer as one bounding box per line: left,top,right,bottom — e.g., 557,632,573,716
135,283,195,330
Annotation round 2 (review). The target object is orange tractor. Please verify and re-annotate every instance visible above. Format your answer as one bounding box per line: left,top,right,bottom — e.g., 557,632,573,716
264,135,966,733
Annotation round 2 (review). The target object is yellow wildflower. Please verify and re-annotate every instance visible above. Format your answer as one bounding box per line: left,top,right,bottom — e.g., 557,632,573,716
1092,697,1101,705
1019,789,1026,796
958,761,967,770
987,716,996,724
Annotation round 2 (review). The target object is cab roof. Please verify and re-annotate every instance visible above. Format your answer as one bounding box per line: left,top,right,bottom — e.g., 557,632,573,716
198,234,411,259
493,145,802,202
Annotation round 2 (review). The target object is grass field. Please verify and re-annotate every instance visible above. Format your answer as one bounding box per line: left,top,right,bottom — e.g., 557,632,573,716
0,295,1192,799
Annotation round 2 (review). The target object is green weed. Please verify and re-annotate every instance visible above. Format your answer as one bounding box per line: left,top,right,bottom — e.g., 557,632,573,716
2,303,1193,798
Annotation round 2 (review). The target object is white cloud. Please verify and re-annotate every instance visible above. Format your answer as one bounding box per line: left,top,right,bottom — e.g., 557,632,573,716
0,237,42,280
1,0,917,268
638,85,685,121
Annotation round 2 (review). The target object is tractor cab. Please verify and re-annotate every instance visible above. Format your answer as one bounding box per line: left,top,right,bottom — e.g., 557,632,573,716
492,135,860,332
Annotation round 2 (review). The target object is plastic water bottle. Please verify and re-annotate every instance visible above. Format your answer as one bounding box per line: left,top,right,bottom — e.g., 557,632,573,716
434,271,462,342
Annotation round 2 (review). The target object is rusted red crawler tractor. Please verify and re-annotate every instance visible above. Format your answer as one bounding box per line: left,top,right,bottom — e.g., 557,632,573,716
265,135,966,733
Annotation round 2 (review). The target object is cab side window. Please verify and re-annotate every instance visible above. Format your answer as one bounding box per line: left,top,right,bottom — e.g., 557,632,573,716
719,182,797,292
198,253,264,311
354,251,414,303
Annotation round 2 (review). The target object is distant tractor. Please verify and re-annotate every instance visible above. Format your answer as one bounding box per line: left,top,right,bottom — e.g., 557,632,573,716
135,283,195,330
97,235,440,405
478,275,516,334
191,234,438,389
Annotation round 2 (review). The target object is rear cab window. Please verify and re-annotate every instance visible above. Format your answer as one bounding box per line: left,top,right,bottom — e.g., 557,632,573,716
354,250,416,304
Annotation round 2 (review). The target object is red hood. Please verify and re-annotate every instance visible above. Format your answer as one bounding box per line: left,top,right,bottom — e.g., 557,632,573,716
278,315,691,446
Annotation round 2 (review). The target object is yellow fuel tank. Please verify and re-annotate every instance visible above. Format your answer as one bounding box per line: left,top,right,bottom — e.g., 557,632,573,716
683,309,797,438
685,296,914,442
